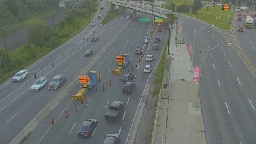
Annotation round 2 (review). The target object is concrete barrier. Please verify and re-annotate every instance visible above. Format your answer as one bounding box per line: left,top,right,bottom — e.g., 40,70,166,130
11,14,132,144
36,107,51,123
49,99,60,111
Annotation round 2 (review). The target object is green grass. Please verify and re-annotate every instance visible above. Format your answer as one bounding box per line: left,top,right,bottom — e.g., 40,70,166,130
19,132,31,144
106,1,111,6
150,41,168,96
101,9,120,25
185,6,235,30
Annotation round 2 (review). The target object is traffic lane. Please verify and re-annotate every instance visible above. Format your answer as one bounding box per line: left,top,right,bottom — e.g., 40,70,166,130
34,18,165,143
236,29,256,69
25,16,149,142
33,20,152,144
210,54,247,144
0,7,115,99
200,63,224,144
0,16,127,114
0,15,128,143
204,57,238,144
207,42,253,144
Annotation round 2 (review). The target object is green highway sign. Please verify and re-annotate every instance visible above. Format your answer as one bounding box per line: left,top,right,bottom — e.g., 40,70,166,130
154,16,164,23
140,18,149,22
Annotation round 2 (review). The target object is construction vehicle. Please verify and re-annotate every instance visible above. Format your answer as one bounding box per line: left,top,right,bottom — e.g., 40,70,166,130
72,71,100,100
112,54,130,74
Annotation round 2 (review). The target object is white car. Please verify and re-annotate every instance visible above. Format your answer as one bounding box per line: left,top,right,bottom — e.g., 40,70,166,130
146,55,153,62
91,21,96,26
144,65,152,73
30,77,48,91
12,70,29,82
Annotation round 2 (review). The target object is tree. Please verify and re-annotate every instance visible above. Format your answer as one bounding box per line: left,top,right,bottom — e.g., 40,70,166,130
26,19,52,47
166,13,178,29
177,4,190,13
81,0,97,18
191,0,203,14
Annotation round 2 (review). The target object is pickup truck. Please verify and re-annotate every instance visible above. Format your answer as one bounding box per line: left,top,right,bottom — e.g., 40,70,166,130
104,101,124,122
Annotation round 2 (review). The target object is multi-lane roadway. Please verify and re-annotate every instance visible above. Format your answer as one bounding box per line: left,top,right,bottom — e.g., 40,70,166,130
0,4,110,144
179,15,256,144
24,12,167,144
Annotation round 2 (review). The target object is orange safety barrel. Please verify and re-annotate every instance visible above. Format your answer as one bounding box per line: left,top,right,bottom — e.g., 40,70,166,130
116,56,124,62
79,76,90,83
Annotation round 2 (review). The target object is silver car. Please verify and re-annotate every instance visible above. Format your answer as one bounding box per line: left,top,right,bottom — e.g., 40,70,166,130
30,77,48,91
12,70,29,82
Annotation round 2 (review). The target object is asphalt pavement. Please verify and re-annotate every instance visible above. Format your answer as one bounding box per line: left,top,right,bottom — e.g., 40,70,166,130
179,15,256,144
25,13,167,144
0,5,128,144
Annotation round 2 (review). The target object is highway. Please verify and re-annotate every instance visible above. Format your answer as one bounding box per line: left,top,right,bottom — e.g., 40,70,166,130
25,13,167,144
0,5,126,144
179,15,256,144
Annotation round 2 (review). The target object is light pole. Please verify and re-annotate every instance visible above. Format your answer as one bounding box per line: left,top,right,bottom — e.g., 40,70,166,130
160,0,162,17
191,28,197,72
3,30,11,72
167,27,170,55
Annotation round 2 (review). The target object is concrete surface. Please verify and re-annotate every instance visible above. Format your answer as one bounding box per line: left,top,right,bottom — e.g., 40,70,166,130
152,24,206,144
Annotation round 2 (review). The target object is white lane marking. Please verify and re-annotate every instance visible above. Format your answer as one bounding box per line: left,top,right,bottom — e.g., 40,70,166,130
118,127,122,135
105,101,109,108
225,102,230,114
237,78,241,85
213,64,215,69
92,124,98,137
229,62,232,67
64,68,69,72
248,99,255,110
127,97,130,105
217,80,220,86
69,123,76,133
80,55,84,59
123,110,126,120
7,113,17,122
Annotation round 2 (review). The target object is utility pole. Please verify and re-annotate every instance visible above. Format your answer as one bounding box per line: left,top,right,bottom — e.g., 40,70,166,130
53,14,55,33
191,28,197,72
3,30,11,72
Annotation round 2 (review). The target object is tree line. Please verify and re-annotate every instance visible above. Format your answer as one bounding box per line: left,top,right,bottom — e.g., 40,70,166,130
0,0,60,29
165,0,203,14
0,0,97,81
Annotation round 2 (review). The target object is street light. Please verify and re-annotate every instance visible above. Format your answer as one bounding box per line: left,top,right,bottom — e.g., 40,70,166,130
3,30,11,72
167,27,170,55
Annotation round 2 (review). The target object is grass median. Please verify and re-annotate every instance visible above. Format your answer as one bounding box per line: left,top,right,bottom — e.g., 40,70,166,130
185,6,235,30
101,9,120,25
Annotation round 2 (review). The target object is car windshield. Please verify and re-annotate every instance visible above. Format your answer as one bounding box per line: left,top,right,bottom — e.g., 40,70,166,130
52,78,59,83
154,44,158,47
86,50,91,53
104,137,115,143
15,73,22,77
147,55,152,58
136,49,141,51
35,80,42,85
80,125,89,132
123,85,131,89
92,36,98,39
145,67,150,70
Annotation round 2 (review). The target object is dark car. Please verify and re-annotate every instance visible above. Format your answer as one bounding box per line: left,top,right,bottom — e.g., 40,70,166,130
48,74,65,90
153,44,159,50
237,16,242,21
104,101,124,122
237,13,241,16
122,82,136,93
135,48,143,55
78,119,98,138
91,35,99,42
85,49,93,56
103,134,119,144
122,73,136,82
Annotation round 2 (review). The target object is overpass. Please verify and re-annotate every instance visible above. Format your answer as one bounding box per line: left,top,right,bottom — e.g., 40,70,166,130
109,0,171,19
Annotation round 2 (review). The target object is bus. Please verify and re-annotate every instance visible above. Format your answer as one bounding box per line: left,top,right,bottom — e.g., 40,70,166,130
245,16,253,28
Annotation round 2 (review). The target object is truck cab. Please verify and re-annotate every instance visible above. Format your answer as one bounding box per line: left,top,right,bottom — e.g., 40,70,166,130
104,101,124,122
